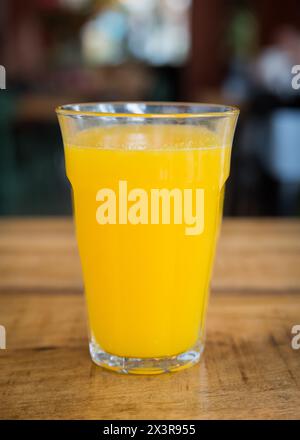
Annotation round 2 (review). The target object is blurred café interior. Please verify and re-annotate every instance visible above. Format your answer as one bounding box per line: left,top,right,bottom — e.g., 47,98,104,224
1,0,300,217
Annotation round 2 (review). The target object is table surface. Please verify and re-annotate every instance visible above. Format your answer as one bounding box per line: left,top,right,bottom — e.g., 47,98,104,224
0,218,299,420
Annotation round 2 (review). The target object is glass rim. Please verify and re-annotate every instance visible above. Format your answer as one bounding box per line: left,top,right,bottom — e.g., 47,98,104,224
55,101,239,119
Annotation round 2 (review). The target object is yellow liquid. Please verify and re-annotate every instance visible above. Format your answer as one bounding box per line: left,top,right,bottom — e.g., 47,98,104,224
65,125,231,358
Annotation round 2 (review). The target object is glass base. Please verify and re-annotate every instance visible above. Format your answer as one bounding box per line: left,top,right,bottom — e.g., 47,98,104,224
89,339,204,375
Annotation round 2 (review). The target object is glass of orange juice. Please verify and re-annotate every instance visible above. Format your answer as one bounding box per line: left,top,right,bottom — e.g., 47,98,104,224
56,102,239,374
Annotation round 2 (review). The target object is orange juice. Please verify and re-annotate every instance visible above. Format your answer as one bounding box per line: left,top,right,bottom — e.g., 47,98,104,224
64,125,231,358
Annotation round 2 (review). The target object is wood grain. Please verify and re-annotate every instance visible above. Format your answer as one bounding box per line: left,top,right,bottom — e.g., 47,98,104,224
0,218,299,419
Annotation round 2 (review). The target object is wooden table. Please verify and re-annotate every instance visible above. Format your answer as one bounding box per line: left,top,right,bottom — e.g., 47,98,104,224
0,218,300,420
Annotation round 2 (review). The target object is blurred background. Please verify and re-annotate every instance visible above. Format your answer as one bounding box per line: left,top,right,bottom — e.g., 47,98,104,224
1,0,300,217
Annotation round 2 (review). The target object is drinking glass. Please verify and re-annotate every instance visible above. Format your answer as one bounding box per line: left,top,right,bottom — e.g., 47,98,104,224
56,102,239,374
